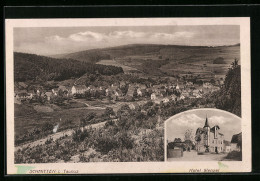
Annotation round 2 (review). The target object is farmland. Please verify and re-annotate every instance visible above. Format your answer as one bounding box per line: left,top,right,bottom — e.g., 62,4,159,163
113,44,240,80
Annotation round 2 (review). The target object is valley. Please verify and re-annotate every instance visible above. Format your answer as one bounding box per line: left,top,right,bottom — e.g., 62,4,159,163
14,43,241,163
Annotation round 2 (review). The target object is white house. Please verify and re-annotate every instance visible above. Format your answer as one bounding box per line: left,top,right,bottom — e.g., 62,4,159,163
71,85,88,95
176,84,180,90
114,91,119,97
196,94,202,98
203,82,212,89
151,93,156,100
224,142,231,152
17,92,33,100
137,88,142,97
37,89,41,95
45,92,53,101
171,94,177,101
186,81,193,86
180,95,185,100
52,88,59,96
163,97,170,103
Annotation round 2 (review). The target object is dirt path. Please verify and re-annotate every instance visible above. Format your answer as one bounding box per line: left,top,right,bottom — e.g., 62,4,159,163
15,119,116,152
72,99,105,110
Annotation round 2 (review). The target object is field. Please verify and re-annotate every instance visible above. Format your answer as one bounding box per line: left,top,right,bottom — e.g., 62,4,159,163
51,44,240,80
99,44,240,80
97,59,139,73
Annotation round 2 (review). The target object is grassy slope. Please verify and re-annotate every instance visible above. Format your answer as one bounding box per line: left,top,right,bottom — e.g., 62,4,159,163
14,103,105,144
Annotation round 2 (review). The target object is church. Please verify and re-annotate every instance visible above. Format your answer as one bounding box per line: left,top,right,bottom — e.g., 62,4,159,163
195,116,224,153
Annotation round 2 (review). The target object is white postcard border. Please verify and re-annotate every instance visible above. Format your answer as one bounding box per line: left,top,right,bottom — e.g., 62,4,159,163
5,17,251,174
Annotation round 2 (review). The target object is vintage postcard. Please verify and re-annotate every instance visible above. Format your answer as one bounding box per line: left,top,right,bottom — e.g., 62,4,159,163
5,18,251,174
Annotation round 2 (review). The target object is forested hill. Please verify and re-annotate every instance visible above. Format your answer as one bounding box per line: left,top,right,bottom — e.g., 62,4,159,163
14,52,124,82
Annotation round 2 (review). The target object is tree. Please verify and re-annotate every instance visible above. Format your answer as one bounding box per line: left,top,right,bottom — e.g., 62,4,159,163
213,57,226,64
120,84,129,95
215,58,241,116
231,58,239,68
210,79,215,85
95,90,100,99
80,118,86,129
184,129,193,141
85,90,91,100
133,88,138,98
174,138,182,143
117,104,133,129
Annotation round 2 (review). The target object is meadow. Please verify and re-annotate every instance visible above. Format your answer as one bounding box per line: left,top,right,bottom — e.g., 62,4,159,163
97,59,138,73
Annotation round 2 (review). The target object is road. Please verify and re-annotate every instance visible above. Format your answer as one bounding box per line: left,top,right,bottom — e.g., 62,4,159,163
73,98,147,112
167,150,228,161
72,99,105,110
15,98,146,152
15,119,116,152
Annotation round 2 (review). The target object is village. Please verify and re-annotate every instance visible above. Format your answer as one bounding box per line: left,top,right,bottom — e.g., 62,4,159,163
14,77,223,109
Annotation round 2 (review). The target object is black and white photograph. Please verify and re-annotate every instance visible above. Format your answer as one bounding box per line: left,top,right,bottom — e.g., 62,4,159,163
166,109,242,161
5,18,251,174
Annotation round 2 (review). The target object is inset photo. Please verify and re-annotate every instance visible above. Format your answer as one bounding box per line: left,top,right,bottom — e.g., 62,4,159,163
165,108,242,161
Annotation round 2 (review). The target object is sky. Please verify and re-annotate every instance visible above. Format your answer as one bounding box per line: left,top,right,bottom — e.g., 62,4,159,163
13,25,240,56
166,109,241,143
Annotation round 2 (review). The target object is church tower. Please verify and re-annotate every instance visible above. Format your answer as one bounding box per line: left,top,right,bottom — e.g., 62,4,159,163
203,115,210,146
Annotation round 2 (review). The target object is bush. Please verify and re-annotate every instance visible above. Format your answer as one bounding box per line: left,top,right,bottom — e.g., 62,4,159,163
45,137,53,144
72,128,89,142
213,57,226,64
117,132,134,149
94,135,119,154
104,120,115,128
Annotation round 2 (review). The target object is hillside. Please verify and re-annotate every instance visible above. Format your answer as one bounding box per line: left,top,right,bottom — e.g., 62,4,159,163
51,44,240,65
51,44,165,63
14,52,124,82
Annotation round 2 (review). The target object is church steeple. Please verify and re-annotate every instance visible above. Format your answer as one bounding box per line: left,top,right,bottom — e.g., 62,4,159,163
203,115,210,128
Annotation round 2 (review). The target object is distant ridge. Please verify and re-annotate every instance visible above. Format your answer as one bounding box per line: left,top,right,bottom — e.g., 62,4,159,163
50,43,240,63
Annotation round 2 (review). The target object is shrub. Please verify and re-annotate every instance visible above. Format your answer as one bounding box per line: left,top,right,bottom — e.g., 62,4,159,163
72,128,89,142
104,120,115,128
117,132,134,149
94,135,119,154
45,137,53,144
42,122,54,132
213,57,226,64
